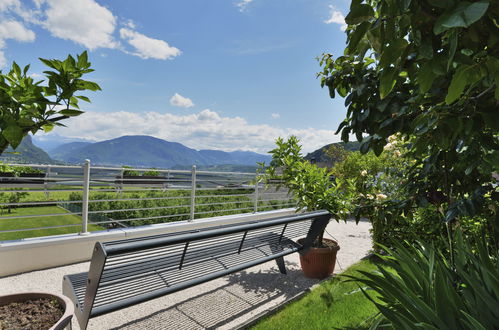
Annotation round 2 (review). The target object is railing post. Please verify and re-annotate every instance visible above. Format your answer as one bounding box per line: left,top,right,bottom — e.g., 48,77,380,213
190,165,196,221
44,165,51,198
80,159,91,235
254,176,259,213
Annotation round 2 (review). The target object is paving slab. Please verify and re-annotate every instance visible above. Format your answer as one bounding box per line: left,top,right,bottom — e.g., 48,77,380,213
0,219,372,329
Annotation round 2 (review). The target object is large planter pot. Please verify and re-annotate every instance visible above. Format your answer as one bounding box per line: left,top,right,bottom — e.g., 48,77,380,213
0,292,74,330
297,238,340,279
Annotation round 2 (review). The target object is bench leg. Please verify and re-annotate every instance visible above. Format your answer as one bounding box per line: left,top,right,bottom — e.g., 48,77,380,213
275,256,286,274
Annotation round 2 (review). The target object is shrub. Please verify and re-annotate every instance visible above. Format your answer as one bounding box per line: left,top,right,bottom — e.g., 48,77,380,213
350,232,499,329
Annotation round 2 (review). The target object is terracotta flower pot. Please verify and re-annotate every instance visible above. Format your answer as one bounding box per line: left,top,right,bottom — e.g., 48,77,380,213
297,238,340,279
0,292,74,330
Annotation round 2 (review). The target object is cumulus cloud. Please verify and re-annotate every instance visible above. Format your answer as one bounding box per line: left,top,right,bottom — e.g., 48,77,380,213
42,0,118,49
324,6,347,31
170,93,194,108
120,28,180,60
236,0,253,12
0,0,181,64
47,109,341,153
0,19,36,67
271,113,280,119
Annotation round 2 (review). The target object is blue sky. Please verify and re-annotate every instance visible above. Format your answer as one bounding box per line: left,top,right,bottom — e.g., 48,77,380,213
0,0,351,153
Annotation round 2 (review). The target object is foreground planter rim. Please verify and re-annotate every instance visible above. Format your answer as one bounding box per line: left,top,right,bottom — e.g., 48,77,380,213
297,238,340,279
0,292,74,330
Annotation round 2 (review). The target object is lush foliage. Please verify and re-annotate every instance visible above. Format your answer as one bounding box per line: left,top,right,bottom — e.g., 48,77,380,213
260,136,355,245
318,0,499,237
317,0,499,256
262,136,353,219
0,51,100,155
350,232,499,329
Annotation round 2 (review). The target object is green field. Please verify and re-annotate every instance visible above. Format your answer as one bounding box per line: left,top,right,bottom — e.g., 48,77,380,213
251,260,381,329
0,206,103,241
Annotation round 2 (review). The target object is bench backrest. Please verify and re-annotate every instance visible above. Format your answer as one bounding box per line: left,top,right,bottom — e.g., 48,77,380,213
78,210,330,328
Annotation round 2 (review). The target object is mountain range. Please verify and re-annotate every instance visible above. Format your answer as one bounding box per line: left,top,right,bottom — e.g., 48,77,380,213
0,135,54,164
48,135,273,168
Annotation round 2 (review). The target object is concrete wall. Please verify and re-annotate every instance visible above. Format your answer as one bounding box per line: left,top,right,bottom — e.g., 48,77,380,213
0,209,297,277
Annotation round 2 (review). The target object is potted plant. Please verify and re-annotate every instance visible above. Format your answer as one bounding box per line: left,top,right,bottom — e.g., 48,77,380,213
0,292,74,329
260,136,354,279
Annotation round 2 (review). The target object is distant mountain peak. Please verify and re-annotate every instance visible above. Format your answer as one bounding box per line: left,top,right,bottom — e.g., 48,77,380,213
48,135,271,168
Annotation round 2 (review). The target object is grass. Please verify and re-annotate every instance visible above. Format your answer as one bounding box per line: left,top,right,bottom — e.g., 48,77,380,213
251,259,382,330
0,206,103,241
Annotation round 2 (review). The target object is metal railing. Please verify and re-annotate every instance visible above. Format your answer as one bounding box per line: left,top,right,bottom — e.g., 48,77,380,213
0,161,295,241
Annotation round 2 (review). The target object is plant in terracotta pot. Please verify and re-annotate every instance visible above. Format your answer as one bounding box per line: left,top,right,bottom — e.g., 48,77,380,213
260,136,354,279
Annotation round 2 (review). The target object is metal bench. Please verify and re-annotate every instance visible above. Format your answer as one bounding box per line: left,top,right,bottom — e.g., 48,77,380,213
63,210,331,329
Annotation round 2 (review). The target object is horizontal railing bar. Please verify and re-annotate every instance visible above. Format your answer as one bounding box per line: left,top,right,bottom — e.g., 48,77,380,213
193,207,253,216
86,196,191,203
0,189,82,193
0,223,81,234
89,213,191,224
5,163,81,169
195,193,254,199
194,201,252,207
0,200,83,207
88,204,191,214
0,211,82,220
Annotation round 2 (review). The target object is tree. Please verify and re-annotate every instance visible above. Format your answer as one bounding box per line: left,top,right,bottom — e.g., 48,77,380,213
0,51,101,155
319,0,499,228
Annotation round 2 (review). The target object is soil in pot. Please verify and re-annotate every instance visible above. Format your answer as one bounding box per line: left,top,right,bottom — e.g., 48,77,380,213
297,238,340,279
0,298,63,330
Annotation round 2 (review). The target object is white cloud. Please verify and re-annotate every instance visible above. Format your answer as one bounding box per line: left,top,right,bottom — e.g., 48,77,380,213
271,113,280,119
42,0,118,50
170,93,194,108
120,28,180,60
236,0,253,12
0,19,35,67
324,6,347,31
48,109,341,153
0,0,181,63
0,20,36,47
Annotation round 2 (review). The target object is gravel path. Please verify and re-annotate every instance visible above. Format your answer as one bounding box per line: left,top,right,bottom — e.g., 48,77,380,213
0,219,372,329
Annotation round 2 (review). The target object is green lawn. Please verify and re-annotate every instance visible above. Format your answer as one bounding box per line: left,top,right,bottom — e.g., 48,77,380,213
0,206,103,241
251,259,381,330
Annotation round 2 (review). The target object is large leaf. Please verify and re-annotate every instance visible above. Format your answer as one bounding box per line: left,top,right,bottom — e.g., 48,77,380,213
379,39,408,68
445,65,470,104
418,62,434,93
434,1,490,35
380,67,397,99
345,3,374,25
2,125,24,149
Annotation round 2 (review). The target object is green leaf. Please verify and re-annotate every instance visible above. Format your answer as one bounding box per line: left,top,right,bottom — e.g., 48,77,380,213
446,65,470,104
59,109,84,116
77,51,88,68
42,124,54,133
347,22,370,54
345,3,374,25
2,125,24,149
418,62,434,93
434,1,490,35
379,39,408,68
380,67,397,99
